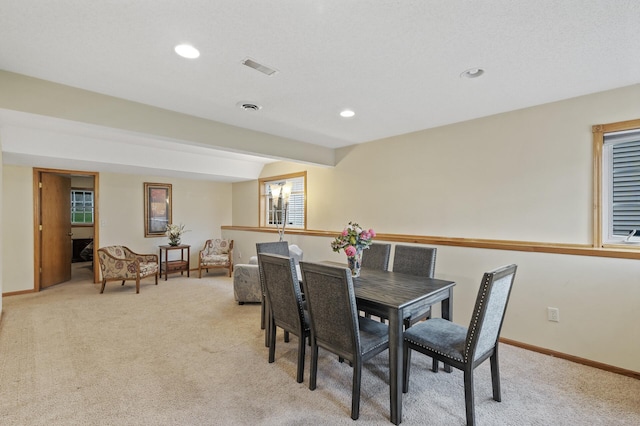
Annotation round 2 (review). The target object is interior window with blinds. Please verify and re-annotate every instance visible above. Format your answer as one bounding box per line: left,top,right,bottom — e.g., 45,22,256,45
263,175,305,229
603,129,640,242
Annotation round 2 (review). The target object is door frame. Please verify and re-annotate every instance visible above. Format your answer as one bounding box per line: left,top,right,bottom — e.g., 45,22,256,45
33,168,100,290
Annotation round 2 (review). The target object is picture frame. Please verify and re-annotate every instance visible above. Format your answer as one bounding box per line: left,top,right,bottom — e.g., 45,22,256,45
144,182,172,237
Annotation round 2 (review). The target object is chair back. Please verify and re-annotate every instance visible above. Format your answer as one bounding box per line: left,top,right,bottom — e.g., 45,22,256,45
392,245,436,277
465,264,517,362
100,245,129,260
361,243,391,271
256,241,290,256
258,253,306,334
256,241,291,294
299,261,360,361
203,239,232,256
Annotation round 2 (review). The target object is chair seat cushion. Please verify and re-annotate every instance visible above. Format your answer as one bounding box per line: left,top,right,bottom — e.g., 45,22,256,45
201,254,230,265
358,316,389,354
139,262,158,276
404,318,467,362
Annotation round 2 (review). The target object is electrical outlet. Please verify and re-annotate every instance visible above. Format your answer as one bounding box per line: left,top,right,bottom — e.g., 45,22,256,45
547,307,560,322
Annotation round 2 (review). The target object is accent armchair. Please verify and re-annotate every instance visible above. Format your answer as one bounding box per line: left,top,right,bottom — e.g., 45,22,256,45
199,239,234,277
97,245,159,294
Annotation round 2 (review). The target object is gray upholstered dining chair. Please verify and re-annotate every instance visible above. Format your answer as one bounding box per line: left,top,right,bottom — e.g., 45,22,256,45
256,241,291,345
392,245,437,328
360,243,392,320
402,264,517,426
258,253,310,383
361,243,391,271
299,261,389,420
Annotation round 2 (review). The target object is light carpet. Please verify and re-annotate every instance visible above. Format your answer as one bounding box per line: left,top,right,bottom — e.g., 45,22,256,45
0,265,638,425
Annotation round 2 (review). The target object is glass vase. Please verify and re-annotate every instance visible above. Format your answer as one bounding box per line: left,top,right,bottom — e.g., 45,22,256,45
168,236,181,246
347,248,363,277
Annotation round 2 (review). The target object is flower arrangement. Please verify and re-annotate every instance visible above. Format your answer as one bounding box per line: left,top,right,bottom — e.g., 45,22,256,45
166,223,187,246
330,221,376,257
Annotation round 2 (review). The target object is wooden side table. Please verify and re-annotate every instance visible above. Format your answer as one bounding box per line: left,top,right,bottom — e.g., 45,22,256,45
159,244,190,280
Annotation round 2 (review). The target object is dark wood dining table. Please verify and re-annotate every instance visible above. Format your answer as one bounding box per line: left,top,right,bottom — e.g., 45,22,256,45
350,267,456,425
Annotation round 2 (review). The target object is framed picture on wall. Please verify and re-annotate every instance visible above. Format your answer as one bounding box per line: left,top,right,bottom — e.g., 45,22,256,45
144,182,172,237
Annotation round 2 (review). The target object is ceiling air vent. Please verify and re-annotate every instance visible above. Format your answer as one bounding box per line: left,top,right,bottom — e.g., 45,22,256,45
242,58,278,76
236,101,262,111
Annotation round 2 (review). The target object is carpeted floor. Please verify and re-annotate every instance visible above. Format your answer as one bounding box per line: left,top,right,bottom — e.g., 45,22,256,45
0,265,638,425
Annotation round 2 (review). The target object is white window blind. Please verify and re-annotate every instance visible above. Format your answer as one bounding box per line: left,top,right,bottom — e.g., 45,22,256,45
604,129,640,239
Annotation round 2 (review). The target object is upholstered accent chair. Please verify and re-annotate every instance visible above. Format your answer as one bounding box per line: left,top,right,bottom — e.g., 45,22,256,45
403,264,517,426
299,261,389,420
259,253,310,383
393,245,438,328
198,239,233,278
97,246,159,294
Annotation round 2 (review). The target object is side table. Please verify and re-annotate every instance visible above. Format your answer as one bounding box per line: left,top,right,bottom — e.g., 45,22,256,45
159,244,190,280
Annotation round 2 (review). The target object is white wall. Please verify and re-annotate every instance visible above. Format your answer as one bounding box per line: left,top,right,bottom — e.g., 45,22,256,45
1,168,232,293
0,143,3,313
226,84,640,373
2,166,33,294
98,173,232,267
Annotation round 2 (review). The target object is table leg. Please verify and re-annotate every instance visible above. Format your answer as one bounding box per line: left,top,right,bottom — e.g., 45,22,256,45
186,247,190,277
441,288,453,373
389,308,403,425
164,249,169,281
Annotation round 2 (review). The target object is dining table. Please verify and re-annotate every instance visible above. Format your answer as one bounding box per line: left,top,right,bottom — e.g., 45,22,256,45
346,266,456,425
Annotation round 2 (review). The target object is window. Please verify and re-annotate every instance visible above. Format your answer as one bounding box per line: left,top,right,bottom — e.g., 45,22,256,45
593,119,640,246
71,189,94,224
259,172,306,229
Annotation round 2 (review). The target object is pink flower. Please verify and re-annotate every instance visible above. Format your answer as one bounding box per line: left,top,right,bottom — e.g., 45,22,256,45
341,229,349,237
369,229,376,238
345,245,357,257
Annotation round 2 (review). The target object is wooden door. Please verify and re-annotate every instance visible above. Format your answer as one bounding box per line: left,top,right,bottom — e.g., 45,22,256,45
40,173,72,288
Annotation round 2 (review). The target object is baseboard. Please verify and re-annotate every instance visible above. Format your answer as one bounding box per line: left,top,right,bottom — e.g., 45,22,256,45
500,337,640,380
2,289,36,297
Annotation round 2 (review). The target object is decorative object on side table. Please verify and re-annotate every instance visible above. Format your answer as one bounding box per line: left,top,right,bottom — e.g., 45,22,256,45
166,223,188,246
331,221,376,277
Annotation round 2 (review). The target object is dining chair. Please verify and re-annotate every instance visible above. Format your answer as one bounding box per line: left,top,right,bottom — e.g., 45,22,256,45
361,242,391,271
392,245,437,328
360,243,392,320
256,241,290,345
299,261,389,420
258,253,310,383
402,264,517,426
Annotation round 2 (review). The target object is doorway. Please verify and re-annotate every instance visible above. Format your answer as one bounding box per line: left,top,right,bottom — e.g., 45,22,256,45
33,168,100,290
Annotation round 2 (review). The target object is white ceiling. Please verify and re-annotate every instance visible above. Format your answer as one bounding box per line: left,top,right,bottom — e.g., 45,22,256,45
1,1,639,180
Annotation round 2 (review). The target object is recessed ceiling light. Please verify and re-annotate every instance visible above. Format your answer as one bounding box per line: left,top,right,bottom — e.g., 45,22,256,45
460,68,485,79
174,44,200,59
340,109,355,118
